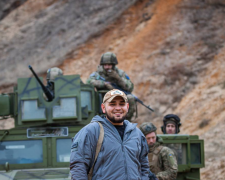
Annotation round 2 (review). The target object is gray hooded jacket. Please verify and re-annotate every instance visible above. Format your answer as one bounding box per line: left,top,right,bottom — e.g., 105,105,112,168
70,115,150,180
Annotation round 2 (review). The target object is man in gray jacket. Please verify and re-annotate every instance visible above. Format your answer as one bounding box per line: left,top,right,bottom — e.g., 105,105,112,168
70,89,150,180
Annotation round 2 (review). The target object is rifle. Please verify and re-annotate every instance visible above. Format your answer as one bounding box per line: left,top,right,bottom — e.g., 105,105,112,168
99,76,154,112
28,65,54,101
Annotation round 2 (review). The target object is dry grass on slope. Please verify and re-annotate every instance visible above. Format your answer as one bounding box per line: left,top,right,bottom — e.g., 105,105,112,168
175,49,225,179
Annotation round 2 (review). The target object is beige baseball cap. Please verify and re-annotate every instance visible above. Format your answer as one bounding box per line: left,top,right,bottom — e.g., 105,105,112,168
103,89,128,103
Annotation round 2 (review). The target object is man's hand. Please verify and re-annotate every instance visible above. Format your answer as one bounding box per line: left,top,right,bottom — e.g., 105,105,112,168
106,70,120,80
149,171,158,180
104,82,114,90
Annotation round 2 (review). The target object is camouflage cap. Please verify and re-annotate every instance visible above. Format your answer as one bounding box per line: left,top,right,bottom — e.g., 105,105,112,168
46,67,63,82
103,89,128,103
139,122,157,136
100,52,118,65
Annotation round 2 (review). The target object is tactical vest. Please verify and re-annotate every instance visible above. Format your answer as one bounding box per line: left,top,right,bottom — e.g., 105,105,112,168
148,145,163,174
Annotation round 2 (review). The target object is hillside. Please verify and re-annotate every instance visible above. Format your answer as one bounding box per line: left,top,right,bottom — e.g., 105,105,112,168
1,0,225,179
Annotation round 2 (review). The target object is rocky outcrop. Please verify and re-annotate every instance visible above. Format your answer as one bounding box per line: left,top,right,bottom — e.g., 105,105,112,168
0,0,137,86
0,0,27,20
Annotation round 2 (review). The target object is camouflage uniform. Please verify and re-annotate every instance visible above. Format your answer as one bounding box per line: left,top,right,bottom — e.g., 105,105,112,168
86,65,133,92
149,137,178,180
164,143,183,164
86,52,135,120
139,122,178,180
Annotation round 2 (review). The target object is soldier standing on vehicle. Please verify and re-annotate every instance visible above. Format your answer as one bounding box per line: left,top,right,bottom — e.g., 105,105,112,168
29,66,63,102
139,122,178,180
43,67,63,101
161,114,182,164
70,89,152,180
161,114,181,134
86,52,135,120
46,67,63,93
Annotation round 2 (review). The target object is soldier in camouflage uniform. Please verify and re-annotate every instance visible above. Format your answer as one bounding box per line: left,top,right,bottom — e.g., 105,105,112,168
43,67,63,101
161,114,183,164
46,67,63,91
86,52,135,120
139,122,178,180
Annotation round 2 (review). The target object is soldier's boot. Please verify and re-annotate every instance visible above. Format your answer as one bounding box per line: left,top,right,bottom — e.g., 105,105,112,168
126,94,136,121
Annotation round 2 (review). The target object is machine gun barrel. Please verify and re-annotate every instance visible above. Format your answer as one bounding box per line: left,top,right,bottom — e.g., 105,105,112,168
112,83,154,112
28,65,54,101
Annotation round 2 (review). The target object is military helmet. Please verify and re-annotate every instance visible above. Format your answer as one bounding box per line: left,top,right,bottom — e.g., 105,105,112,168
46,67,63,82
161,114,181,134
139,122,157,136
100,52,118,65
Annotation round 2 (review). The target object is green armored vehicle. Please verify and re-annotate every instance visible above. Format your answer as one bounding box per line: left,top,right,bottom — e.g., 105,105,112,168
0,67,205,180
159,134,205,180
0,67,101,180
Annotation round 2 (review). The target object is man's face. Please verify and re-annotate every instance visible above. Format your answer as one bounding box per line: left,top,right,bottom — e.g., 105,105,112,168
103,64,113,72
166,123,176,134
101,96,129,124
145,132,156,146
